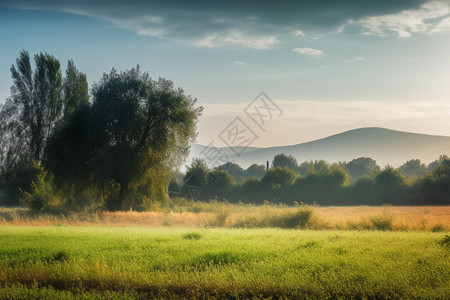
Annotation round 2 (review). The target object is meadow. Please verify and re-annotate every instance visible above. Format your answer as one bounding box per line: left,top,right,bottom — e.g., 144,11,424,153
0,226,449,299
0,205,449,299
0,204,449,231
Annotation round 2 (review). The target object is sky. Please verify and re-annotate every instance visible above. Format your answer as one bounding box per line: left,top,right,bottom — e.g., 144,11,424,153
1,0,450,147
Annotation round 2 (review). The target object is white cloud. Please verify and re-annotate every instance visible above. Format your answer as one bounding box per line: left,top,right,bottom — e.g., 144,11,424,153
356,0,450,37
345,56,366,63
232,61,245,65
194,30,278,49
294,30,304,37
293,47,323,56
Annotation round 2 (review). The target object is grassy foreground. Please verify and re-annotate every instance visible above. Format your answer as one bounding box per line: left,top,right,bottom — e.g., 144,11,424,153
0,226,449,299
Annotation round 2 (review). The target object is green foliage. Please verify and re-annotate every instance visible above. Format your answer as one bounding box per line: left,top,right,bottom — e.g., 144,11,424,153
262,167,297,188
414,159,450,205
20,165,65,213
44,66,202,210
439,234,450,248
427,155,449,172
0,161,42,206
63,60,89,117
431,224,444,232
399,159,427,178
0,50,63,167
344,157,380,181
217,162,245,182
372,166,407,205
194,251,242,267
245,163,266,179
183,158,208,200
182,232,202,240
205,169,235,200
278,206,314,228
272,153,298,171
297,159,330,176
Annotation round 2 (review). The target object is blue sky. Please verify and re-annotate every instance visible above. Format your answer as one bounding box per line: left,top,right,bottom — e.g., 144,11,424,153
1,0,450,146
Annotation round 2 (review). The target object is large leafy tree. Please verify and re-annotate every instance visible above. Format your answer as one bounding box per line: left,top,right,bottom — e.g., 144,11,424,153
45,67,202,210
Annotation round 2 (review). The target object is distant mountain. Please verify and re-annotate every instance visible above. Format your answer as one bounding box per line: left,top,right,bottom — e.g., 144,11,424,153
187,128,450,168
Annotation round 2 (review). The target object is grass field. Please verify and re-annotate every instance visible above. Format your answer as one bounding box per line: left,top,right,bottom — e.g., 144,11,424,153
0,226,449,299
1,204,449,231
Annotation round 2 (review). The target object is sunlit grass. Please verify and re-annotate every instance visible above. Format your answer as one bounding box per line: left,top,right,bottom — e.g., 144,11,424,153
0,226,448,299
1,204,448,231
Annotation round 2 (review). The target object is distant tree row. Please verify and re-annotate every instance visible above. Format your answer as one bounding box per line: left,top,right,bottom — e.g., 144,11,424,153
173,154,450,206
272,153,445,181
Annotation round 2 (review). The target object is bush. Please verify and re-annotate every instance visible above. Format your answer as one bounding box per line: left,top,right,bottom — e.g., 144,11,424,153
439,235,450,248
431,224,444,233
369,210,394,230
280,206,314,229
182,232,202,240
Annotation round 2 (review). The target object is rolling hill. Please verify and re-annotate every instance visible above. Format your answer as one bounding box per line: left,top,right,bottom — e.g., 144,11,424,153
187,127,450,168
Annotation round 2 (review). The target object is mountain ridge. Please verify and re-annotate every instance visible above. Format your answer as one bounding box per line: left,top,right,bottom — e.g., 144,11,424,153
187,127,450,168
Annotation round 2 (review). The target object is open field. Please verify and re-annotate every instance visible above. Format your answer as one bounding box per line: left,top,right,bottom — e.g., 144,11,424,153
0,205,449,231
0,226,449,299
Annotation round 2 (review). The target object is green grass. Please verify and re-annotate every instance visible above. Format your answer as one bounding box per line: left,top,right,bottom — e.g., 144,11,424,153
0,226,448,299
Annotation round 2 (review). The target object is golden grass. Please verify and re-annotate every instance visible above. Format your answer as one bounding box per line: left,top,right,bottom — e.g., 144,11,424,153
0,205,449,231
315,206,450,231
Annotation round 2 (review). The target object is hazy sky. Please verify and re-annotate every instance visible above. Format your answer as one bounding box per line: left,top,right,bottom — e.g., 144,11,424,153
1,0,450,146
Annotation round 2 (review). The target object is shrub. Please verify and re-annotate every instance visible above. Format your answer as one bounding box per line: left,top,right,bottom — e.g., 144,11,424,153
49,251,70,263
439,235,450,248
182,232,202,240
369,210,394,230
431,224,444,232
281,206,314,229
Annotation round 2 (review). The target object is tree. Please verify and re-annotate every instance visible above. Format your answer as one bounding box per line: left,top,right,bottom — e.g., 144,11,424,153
0,51,88,171
0,50,63,167
344,157,380,181
205,169,235,200
45,66,202,210
63,60,89,117
428,155,450,172
272,153,298,171
261,167,297,188
246,164,266,179
373,166,407,205
217,162,245,182
416,158,450,205
398,159,427,178
298,160,330,176
183,158,209,200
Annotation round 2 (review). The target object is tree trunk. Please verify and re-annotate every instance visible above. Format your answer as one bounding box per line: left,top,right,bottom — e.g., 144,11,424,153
117,182,129,211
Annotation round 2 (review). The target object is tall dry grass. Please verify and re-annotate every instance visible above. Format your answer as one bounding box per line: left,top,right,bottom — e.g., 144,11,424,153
0,204,448,231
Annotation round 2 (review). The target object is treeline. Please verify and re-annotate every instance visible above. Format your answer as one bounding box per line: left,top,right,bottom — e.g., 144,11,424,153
172,154,450,206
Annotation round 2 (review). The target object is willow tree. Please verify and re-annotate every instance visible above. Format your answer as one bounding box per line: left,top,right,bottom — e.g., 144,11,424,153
45,67,202,210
